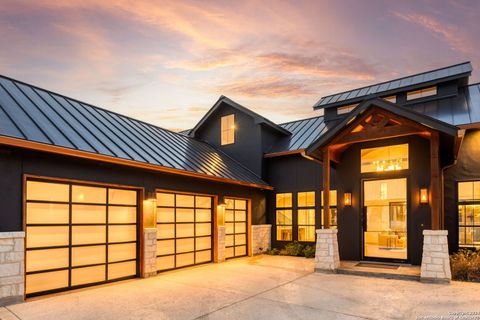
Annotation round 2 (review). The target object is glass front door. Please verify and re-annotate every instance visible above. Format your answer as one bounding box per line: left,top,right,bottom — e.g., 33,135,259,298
363,178,407,260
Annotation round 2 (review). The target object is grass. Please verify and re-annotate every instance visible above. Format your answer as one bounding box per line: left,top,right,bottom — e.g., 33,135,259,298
450,249,480,282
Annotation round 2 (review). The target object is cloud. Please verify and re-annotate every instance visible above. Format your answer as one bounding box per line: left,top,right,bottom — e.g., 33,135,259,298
217,76,318,97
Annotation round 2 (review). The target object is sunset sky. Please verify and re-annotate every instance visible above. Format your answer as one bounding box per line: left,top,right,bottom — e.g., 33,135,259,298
1,0,479,131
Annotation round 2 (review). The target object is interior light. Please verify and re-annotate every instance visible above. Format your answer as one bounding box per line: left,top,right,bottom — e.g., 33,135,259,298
420,188,428,204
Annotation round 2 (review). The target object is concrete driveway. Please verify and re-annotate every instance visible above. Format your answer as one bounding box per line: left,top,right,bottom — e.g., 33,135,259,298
1,255,479,320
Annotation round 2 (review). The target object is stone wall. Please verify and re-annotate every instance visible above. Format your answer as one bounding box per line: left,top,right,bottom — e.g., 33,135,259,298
315,229,340,272
420,230,451,283
216,226,226,262
0,232,25,306
251,224,271,255
143,228,157,278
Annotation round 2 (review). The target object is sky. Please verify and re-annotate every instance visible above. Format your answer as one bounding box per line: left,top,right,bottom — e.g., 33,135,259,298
0,0,479,131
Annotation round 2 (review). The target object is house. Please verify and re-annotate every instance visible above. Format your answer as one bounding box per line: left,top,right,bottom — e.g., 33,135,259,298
0,61,479,304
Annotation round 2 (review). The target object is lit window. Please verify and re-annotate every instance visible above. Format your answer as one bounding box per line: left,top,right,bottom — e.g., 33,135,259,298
321,190,338,229
221,114,235,145
407,86,437,101
276,193,292,241
297,191,315,242
337,104,359,115
458,181,480,248
383,95,397,103
361,144,409,173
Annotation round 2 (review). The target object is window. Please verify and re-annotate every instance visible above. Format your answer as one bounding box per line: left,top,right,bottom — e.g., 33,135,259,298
321,190,338,228
297,192,315,242
407,86,437,101
383,95,397,103
337,104,359,115
361,144,409,173
276,193,292,241
458,181,480,248
221,114,235,145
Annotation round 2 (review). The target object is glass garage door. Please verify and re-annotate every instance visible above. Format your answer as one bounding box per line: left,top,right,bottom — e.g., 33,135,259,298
25,180,138,296
225,198,248,259
156,192,213,271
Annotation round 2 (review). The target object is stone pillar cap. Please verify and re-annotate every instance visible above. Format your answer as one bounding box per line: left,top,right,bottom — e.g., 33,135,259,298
316,229,338,234
423,230,448,236
0,231,25,239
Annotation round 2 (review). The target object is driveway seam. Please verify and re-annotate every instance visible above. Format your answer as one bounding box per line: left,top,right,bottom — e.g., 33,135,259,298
3,306,22,320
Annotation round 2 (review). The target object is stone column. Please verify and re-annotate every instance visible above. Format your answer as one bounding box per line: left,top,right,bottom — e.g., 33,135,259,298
216,226,225,263
420,230,451,283
251,224,271,255
0,232,25,306
142,228,157,278
315,229,340,273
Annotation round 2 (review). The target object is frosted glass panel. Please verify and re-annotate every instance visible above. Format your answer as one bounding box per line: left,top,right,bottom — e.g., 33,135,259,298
235,222,246,233
195,250,211,263
108,243,136,262
26,270,69,294
225,235,234,246
176,208,194,222
108,225,136,243
26,203,69,224
176,253,194,267
225,223,234,234
26,181,69,202
26,248,69,272
196,223,211,236
176,195,194,207
71,265,106,286
72,226,106,245
225,198,234,209
196,209,211,222
26,226,69,248
157,255,175,270
72,205,106,224
108,261,136,280
225,210,234,222
109,206,136,223
235,234,246,245
235,200,247,210
72,245,106,266
235,211,246,222
72,185,106,204
108,189,137,205
157,224,175,239
157,207,174,223
195,236,211,250
235,246,246,256
157,240,175,255
176,224,194,238
156,193,175,207
176,238,194,253
195,196,211,208
225,247,234,258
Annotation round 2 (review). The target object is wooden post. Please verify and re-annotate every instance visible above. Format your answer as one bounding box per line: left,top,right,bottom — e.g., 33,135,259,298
323,148,330,229
430,131,440,230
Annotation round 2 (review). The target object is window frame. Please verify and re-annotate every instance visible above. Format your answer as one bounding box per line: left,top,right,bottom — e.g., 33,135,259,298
360,143,409,173
406,86,437,101
297,191,316,242
457,181,480,248
221,114,235,145
275,193,293,241
337,103,359,115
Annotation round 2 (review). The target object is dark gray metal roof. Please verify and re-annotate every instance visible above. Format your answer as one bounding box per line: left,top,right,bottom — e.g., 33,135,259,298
0,75,269,188
314,62,472,109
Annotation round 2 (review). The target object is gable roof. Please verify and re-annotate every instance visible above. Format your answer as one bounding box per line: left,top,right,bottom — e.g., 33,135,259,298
314,61,472,109
188,95,291,137
0,75,271,189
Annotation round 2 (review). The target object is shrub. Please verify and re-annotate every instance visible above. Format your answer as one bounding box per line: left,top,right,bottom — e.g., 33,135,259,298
284,241,305,256
264,242,316,258
450,249,480,282
264,248,280,255
303,245,316,258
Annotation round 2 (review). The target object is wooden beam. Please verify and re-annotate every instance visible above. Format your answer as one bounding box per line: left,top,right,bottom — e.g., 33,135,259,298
336,126,425,145
323,147,331,229
430,131,441,230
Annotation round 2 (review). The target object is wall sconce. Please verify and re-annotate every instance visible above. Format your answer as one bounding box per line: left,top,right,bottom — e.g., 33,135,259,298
143,191,157,228
420,188,428,204
217,197,226,227
344,192,352,206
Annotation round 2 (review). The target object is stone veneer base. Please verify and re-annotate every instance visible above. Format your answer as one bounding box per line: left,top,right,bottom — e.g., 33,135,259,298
251,224,271,255
420,230,451,284
315,229,340,272
142,228,157,278
0,231,25,306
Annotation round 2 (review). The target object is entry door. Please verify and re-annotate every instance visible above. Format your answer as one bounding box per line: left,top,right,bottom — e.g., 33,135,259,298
225,198,248,259
363,178,407,260
25,180,138,296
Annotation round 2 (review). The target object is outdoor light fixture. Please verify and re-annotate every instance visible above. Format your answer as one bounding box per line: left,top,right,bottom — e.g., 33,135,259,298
420,188,428,204
143,191,157,228
344,192,352,206
217,196,226,227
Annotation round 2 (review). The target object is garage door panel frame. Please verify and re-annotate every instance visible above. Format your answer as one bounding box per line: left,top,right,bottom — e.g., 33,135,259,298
224,196,252,259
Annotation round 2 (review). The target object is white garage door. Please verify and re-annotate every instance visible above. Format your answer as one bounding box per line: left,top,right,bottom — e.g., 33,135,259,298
25,179,138,296
156,192,213,271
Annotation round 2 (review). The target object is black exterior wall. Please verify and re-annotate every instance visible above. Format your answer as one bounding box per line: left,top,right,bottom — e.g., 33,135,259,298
444,129,480,253
0,147,267,232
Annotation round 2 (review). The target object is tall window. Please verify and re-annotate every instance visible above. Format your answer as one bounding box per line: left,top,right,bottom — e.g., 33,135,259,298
276,193,292,241
458,181,480,248
321,190,338,228
297,191,315,242
383,95,397,103
407,86,437,101
361,144,409,173
221,114,235,145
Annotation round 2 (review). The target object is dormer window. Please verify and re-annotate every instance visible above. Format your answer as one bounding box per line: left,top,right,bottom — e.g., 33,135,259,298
221,114,235,145
407,86,437,101
383,95,397,103
337,103,358,115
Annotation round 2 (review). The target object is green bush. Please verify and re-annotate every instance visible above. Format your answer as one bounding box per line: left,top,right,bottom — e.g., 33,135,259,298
264,248,280,255
303,245,316,258
450,249,480,282
284,241,305,256
264,242,316,258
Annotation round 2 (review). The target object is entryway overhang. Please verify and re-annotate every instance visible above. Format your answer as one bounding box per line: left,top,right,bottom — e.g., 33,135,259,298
304,98,461,230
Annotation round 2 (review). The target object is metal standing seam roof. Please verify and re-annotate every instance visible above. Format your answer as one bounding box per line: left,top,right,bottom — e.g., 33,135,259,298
314,62,472,109
0,75,270,188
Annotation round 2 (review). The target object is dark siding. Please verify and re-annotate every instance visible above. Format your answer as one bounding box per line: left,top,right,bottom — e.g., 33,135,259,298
444,129,480,253
0,147,267,231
